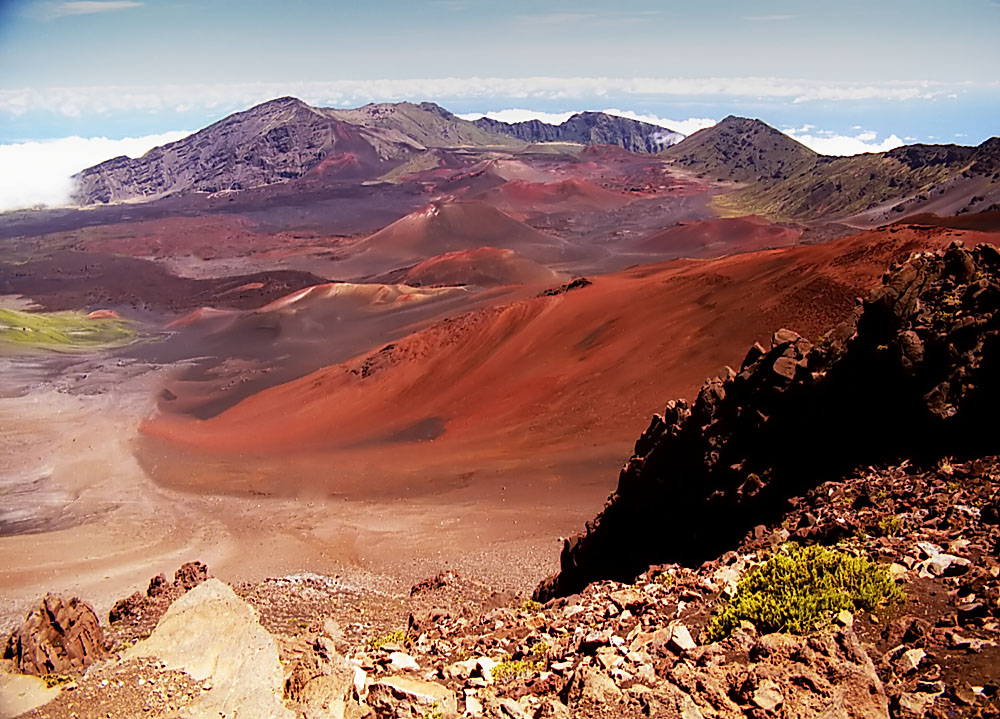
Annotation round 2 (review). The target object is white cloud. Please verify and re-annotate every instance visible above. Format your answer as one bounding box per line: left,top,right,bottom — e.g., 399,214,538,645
782,127,905,156
38,1,143,19
598,109,716,136
0,76,975,119
0,130,189,211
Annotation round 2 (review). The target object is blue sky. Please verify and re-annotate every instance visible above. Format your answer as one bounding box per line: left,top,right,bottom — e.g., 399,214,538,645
0,0,998,208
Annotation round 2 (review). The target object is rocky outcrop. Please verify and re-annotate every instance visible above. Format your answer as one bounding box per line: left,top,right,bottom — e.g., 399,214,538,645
537,242,1000,600
126,578,294,719
474,112,683,153
285,634,363,719
3,594,105,675
368,676,457,719
109,561,210,633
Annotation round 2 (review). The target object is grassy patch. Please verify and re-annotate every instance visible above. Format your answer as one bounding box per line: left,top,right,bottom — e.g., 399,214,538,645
0,308,137,350
706,543,905,642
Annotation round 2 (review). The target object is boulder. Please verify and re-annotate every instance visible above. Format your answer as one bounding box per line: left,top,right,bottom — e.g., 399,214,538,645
0,668,62,719
126,578,293,719
367,676,456,719
3,594,105,675
286,636,362,719
561,664,622,708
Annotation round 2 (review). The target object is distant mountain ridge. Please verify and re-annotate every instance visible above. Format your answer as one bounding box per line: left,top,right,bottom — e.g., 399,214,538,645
72,98,518,205
663,116,1000,221
71,99,683,205
70,98,1000,222
474,112,684,153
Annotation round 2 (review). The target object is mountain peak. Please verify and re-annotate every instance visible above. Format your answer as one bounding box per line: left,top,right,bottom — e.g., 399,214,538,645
662,115,816,183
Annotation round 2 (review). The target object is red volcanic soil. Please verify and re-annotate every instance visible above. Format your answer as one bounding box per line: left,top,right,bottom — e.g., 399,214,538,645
142,223,992,485
375,247,568,288
140,280,488,419
0,249,329,313
342,200,577,273
477,178,632,216
70,215,339,262
896,210,1000,233
419,158,562,198
634,215,802,257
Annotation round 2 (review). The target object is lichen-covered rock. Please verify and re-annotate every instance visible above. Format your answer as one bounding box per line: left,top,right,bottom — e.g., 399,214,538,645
3,594,105,675
537,243,1000,599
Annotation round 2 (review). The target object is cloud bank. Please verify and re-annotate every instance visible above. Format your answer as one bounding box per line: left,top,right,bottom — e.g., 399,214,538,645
0,131,188,211
1,76,976,118
36,1,143,20
783,126,905,155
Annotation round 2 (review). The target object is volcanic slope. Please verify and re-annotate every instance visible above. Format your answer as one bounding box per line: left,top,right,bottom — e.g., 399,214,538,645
337,200,579,276
632,215,802,258
140,222,998,495
327,102,517,150
661,115,817,184
476,178,632,216
664,116,1000,222
139,281,479,419
71,98,516,204
371,247,568,288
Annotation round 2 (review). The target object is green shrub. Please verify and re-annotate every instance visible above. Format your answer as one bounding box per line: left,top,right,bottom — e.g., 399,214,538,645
705,543,904,642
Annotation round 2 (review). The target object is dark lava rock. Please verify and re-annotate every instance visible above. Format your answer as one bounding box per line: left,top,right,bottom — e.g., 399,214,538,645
3,594,105,675
537,242,1000,599
109,561,211,626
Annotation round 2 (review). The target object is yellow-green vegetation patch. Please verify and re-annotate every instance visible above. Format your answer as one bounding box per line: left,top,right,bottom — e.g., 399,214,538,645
706,543,905,642
520,598,542,614
492,658,538,684
366,628,413,652
0,308,137,350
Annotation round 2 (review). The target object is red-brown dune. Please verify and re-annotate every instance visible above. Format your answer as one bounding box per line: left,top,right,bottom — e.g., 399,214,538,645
142,224,993,479
635,215,802,257
377,247,568,288
477,178,632,215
